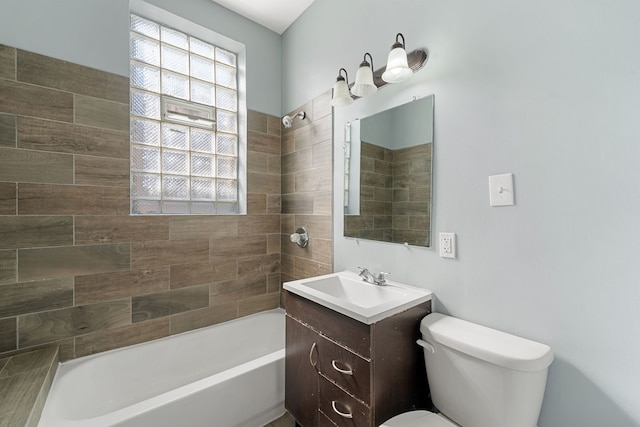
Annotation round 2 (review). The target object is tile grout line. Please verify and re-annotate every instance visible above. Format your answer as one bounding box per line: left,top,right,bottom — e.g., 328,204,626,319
15,309,19,351
13,114,17,148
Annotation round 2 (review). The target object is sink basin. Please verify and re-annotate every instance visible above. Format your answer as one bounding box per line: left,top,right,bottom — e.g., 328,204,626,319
284,270,432,324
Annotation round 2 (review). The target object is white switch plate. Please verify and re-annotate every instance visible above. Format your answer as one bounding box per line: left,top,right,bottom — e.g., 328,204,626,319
489,173,515,206
439,232,456,259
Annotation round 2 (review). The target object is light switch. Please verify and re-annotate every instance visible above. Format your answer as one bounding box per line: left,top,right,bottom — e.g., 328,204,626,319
489,173,515,206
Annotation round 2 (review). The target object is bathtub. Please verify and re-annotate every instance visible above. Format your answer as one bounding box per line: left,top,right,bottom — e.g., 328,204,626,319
38,309,286,427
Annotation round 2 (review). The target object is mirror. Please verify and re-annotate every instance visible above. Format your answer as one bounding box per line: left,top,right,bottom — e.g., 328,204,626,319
343,95,433,247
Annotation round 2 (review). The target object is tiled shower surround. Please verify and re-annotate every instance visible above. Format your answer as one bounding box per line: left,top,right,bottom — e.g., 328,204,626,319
280,95,333,283
0,44,332,361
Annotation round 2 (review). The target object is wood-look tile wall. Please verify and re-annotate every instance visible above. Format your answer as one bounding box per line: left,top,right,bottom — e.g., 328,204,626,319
344,141,431,246
392,143,432,245
280,91,333,284
0,44,282,360
344,141,394,242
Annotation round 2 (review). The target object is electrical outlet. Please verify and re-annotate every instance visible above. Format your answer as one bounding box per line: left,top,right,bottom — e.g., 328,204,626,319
439,232,456,259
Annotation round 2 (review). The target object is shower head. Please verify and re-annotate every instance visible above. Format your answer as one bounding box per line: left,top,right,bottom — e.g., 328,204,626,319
282,111,306,128
282,115,293,128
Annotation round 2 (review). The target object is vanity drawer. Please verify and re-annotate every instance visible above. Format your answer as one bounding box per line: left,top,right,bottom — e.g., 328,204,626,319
318,335,371,404
319,377,370,427
319,411,338,426
287,292,371,358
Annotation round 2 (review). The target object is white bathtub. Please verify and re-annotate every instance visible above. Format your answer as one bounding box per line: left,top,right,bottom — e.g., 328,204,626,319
38,309,286,427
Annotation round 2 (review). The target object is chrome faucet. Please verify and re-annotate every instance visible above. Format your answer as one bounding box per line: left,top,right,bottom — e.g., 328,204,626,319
357,267,389,286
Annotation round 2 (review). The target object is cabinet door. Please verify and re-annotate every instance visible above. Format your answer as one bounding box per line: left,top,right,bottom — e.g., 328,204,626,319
286,315,319,427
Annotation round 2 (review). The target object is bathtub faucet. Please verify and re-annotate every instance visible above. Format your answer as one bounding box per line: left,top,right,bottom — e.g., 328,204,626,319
357,267,389,286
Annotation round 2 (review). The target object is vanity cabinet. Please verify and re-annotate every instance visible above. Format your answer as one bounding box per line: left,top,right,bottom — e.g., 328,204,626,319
285,291,431,426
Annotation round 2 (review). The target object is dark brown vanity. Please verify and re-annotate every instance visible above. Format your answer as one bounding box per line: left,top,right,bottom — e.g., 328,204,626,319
285,291,431,426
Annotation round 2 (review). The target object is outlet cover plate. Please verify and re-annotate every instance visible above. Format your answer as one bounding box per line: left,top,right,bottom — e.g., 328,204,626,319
439,232,456,259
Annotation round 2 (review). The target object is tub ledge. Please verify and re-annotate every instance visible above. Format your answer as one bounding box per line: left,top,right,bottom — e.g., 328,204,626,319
0,346,59,427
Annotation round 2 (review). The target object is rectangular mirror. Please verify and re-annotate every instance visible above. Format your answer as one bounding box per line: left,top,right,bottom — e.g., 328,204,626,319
343,95,434,247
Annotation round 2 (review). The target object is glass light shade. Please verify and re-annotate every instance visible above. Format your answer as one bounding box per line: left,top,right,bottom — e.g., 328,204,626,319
382,46,413,83
351,64,377,97
331,79,353,107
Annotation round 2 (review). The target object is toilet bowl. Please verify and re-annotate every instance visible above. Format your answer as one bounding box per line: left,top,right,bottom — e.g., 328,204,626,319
381,410,457,427
381,313,553,427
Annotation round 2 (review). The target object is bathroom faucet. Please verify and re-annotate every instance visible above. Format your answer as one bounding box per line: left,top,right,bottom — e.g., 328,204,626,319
357,267,389,286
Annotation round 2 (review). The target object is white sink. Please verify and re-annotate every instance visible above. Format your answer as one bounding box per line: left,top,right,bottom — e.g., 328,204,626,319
283,270,432,324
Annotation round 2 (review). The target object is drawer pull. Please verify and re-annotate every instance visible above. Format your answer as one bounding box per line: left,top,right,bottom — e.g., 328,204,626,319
331,400,353,419
331,360,353,375
309,342,318,367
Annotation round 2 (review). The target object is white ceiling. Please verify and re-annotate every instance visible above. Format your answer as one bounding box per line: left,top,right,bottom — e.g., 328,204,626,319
211,0,315,34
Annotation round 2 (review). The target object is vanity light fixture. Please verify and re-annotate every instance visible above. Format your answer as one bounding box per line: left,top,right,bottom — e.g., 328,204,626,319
382,33,413,83
351,53,377,97
330,33,428,107
330,68,354,107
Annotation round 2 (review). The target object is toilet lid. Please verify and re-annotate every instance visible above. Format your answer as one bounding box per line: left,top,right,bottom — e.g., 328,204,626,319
380,411,457,427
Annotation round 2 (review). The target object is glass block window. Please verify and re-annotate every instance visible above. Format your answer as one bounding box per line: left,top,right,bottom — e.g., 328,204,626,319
130,14,240,215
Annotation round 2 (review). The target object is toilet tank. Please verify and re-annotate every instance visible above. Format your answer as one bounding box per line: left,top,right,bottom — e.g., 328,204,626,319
420,313,553,427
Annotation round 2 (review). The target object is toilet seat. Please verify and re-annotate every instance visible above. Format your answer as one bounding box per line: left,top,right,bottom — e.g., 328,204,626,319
380,410,458,427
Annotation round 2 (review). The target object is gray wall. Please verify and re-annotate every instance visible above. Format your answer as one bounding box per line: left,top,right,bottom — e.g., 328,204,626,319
360,99,433,150
0,0,130,77
360,109,393,149
390,99,433,150
283,0,640,426
0,0,282,116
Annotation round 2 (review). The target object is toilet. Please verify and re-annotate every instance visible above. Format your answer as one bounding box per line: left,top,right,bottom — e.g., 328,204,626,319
382,313,554,427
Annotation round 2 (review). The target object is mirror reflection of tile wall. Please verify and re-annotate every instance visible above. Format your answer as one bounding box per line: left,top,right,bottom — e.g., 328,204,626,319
344,141,431,246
